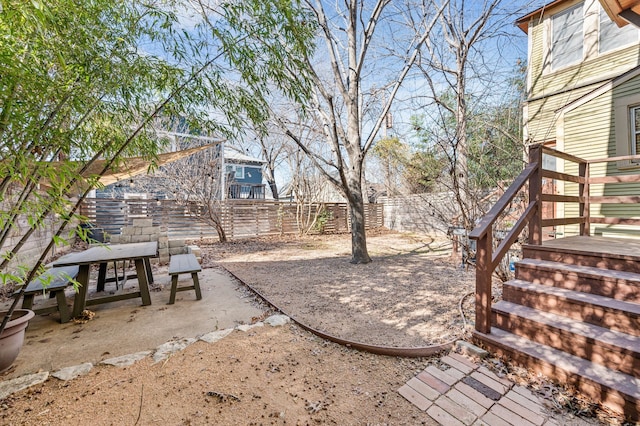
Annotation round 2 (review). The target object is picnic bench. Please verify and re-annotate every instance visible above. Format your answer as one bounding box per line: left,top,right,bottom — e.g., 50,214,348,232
168,254,202,304
17,266,79,323
52,242,156,317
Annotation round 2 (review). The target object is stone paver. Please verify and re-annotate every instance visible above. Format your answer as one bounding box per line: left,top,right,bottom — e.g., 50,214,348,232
418,369,451,393
497,394,545,426
491,402,538,426
435,394,477,425
447,388,488,417
442,355,475,374
470,370,509,395
407,376,441,401
398,384,432,411
427,404,467,426
425,365,459,386
397,345,573,426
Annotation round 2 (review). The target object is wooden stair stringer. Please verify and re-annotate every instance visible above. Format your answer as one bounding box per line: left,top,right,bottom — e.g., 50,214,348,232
502,279,640,336
473,327,640,421
515,258,640,302
522,244,640,273
492,300,640,376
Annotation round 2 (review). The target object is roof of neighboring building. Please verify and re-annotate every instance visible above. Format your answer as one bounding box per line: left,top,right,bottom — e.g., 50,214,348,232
224,148,266,165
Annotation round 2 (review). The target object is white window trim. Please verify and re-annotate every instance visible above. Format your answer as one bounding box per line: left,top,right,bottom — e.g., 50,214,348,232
226,164,245,179
598,5,639,55
630,106,640,156
550,2,585,72
614,93,640,169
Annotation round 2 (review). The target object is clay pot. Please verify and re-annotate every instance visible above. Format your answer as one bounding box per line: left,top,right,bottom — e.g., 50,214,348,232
0,309,35,372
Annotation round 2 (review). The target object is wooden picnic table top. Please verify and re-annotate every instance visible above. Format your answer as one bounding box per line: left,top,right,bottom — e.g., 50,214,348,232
52,242,158,266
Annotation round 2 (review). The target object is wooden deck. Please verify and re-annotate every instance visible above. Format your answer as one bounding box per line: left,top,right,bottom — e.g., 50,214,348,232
538,235,640,259
468,145,640,421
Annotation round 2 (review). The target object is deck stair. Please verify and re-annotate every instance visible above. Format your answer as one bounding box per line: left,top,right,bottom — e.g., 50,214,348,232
473,237,640,421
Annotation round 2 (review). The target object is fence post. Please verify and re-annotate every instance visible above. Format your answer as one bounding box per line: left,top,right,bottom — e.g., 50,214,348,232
475,231,492,334
579,161,590,236
528,144,543,245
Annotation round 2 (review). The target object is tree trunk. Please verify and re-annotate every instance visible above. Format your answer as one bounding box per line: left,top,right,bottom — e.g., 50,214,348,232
215,220,227,243
267,180,279,200
346,178,371,264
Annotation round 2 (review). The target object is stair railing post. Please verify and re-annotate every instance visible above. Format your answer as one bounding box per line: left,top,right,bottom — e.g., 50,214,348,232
475,231,492,334
528,144,543,245
579,161,590,236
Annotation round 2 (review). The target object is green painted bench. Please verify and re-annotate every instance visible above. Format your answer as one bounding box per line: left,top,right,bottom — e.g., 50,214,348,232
168,254,202,304
17,266,79,323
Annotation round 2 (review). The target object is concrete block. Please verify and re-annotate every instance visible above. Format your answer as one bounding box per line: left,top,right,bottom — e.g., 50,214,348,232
131,235,148,243
119,235,132,244
159,226,168,233
121,227,134,236
169,247,186,256
158,240,168,249
132,218,153,228
142,227,157,235
455,341,489,359
110,235,121,244
168,239,185,248
187,245,201,257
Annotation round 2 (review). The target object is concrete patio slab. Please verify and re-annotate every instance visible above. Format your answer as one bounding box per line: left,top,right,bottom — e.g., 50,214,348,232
1,266,264,381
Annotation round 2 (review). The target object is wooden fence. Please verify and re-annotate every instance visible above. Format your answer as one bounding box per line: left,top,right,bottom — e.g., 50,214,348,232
80,198,384,240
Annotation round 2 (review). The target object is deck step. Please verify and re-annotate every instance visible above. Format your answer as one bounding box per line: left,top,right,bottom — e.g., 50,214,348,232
502,279,640,336
473,327,640,421
515,258,640,303
492,301,640,376
522,242,640,274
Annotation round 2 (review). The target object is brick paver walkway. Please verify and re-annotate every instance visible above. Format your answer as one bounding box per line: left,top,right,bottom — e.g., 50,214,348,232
398,352,577,425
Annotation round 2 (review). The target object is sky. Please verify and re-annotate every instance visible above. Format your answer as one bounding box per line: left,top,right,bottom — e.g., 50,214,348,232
138,0,552,193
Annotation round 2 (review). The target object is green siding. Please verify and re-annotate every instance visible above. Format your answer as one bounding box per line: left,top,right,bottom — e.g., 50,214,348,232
526,84,596,142
531,45,640,96
561,77,640,234
525,7,640,143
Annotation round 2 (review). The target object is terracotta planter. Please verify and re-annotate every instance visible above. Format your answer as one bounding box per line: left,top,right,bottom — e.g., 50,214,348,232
0,309,35,372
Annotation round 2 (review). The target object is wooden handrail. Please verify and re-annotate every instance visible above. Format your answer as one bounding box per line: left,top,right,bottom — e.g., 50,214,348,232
469,143,639,334
589,174,640,184
587,153,640,163
541,145,585,164
491,201,537,269
542,170,584,184
469,162,537,240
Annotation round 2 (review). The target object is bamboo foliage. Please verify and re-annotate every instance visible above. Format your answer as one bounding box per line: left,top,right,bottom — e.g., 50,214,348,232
0,0,316,331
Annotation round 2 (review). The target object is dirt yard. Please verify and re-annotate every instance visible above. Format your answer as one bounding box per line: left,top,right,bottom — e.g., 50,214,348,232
0,231,615,425
203,230,476,348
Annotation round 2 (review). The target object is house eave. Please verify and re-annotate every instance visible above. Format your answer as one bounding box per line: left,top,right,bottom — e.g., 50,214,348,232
600,0,640,27
517,0,640,33
516,0,568,33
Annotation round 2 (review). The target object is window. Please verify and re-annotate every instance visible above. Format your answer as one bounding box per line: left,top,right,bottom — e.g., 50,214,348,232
630,106,640,156
226,164,244,179
551,3,584,70
614,94,640,168
599,6,638,54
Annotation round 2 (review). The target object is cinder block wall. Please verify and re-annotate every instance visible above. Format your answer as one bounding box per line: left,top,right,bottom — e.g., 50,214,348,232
109,218,188,265
108,219,204,265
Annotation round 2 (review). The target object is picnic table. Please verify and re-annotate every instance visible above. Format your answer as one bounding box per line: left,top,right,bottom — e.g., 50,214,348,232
52,241,158,317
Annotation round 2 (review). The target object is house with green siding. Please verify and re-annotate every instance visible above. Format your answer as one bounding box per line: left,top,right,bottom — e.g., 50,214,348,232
517,0,640,237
